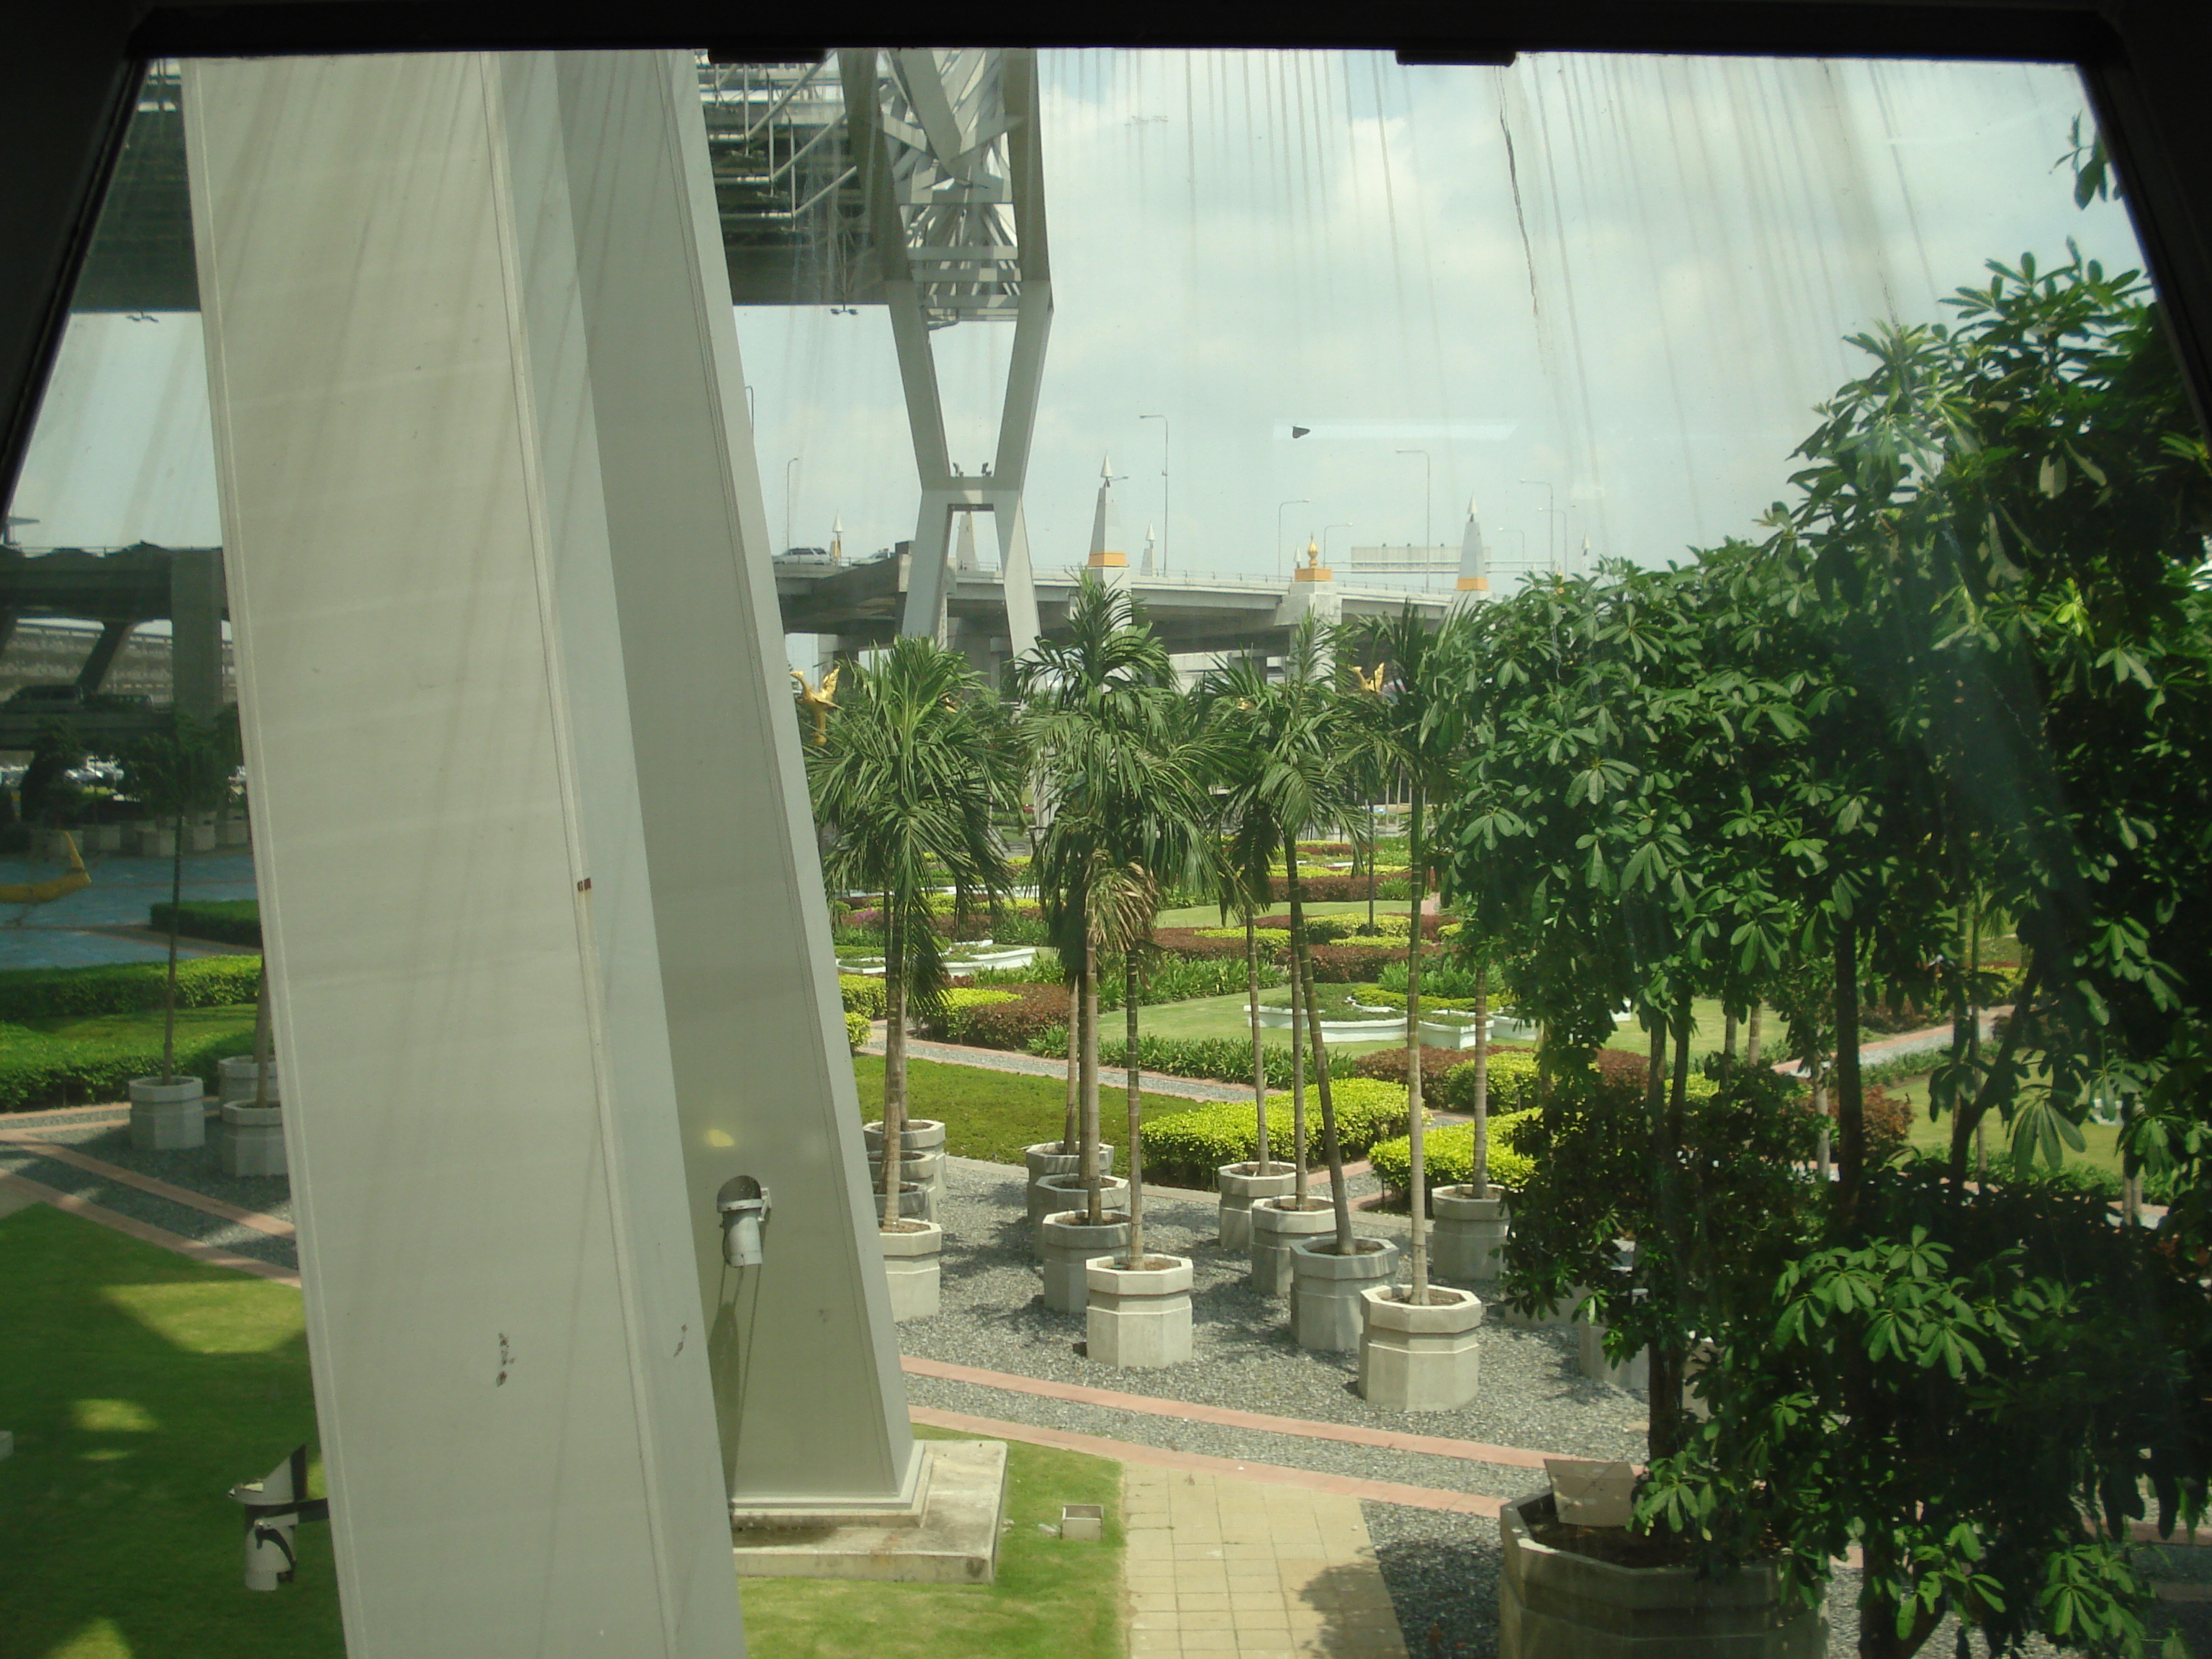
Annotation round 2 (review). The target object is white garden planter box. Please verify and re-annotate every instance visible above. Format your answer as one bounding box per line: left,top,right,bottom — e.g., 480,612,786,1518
1086,1254,1193,1368
1359,1285,1483,1411
1216,1161,1298,1249
1290,1236,1400,1352
1040,1212,1129,1312
220,1103,287,1177
1498,1491,1826,1658
128,1077,207,1151
1248,1196,1336,1295
1431,1186,1509,1283
878,1220,943,1322
1033,1174,1128,1256
1025,1141,1114,1223
1246,1002,1488,1047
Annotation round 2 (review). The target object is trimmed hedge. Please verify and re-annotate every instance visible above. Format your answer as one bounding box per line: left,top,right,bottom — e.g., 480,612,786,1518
1369,1110,1539,1201
845,1010,869,1051
925,981,1069,1050
0,1020,258,1112
0,957,262,1023
1136,1077,1416,1188
837,975,888,1019
147,899,262,948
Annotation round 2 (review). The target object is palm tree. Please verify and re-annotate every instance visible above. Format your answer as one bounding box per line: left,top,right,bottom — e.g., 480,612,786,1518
1203,618,1362,1253
806,637,1019,1228
1343,605,1470,1304
1017,577,1215,1262
120,709,242,1084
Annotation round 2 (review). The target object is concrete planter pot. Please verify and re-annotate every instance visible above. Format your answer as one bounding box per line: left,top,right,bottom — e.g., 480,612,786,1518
1039,1211,1129,1312
1248,1196,1336,1295
1024,1141,1115,1223
90,823,125,854
217,1055,280,1107
220,1103,287,1176
1085,1254,1193,1368
217,814,252,848
1033,1174,1128,1254
188,819,218,853
1215,1161,1298,1250
1498,1491,1825,1658
865,1118,946,1157
1431,1185,1510,1283
862,1181,930,1226
1289,1236,1401,1352
878,1220,943,1322
1359,1285,1483,1411
1578,1316,1651,1391
128,1077,207,1151
138,825,177,858
868,1151,944,1220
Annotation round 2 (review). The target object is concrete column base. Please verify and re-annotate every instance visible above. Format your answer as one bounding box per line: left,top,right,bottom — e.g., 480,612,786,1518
1359,1285,1483,1410
1249,1196,1336,1295
878,1220,943,1322
1290,1236,1401,1352
732,1439,1007,1584
1085,1254,1193,1368
1040,1212,1129,1312
219,1104,287,1176
128,1078,206,1151
1033,1174,1128,1255
1025,1142,1115,1223
1431,1186,1509,1282
1217,1161,1298,1250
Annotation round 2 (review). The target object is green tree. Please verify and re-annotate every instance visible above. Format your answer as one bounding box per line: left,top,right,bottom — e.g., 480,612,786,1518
806,637,1019,1228
1205,618,1363,1253
120,708,240,1084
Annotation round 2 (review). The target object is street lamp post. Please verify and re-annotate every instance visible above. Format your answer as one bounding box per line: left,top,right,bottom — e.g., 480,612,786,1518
1139,413,1169,576
1519,480,1560,575
1276,498,1310,578
1397,450,1431,556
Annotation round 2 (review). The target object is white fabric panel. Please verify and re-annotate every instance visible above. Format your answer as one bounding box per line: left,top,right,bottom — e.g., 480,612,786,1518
186,51,745,1658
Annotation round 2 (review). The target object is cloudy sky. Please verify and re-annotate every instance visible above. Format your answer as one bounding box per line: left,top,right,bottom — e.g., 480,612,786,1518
10,50,2144,600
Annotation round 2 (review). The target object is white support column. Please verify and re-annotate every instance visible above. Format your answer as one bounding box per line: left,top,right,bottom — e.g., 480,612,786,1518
187,51,748,1658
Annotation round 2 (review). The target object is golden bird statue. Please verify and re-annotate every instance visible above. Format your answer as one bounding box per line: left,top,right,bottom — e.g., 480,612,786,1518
792,665,840,745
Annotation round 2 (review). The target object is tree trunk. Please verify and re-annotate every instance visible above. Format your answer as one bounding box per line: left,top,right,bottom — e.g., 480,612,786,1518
1722,1011,1737,1061
1247,917,1270,1172
1640,1016,1669,1467
162,810,184,1083
1815,1070,1832,1184
1471,961,1491,1197
1835,919,1866,1220
881,908,907,1232
1126,954,1144,1267
1745,1003,1762,1065
1082,925,1103,1226
1289,929,1309,1205
1063,980,1081,1154
1649,993,1694,1465
1405,782,1429,1302
1287,841,1354,1253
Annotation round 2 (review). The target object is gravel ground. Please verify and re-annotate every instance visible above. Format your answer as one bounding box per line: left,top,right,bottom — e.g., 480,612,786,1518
0,1118,297,1274
912,1154,1647,1466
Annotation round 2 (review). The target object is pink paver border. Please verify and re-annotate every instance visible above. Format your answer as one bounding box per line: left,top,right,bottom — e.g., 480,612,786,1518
0,1169,300,1286
901,1354,1557,1470
912,1404,1505,1516
0,1130,295,1238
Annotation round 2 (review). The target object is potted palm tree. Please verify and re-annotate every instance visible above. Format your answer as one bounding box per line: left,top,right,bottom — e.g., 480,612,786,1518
120,709,240,1153
804,637,1018,1321
1208,622,1396,1349
1344,606,1485,1409
1017,579,1201,1331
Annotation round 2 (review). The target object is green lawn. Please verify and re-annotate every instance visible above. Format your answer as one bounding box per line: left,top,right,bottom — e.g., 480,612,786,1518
1893,1070,2126,1179
1,1205,1129,1659
13,1005,259,1049
1600,998,1767,1064
1112,991,1402,1060
0,1202,340,1659
853,1053,1210,1163
737,1426,1125,1659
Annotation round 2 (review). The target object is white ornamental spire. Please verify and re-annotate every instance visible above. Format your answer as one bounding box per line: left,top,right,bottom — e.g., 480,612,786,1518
1086,454,1127,580
830,513,844,565
1455,495,1491,601
1141,523,1156,575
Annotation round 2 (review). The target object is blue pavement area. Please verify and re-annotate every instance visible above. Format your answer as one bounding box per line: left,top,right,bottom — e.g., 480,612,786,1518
0,851,257,970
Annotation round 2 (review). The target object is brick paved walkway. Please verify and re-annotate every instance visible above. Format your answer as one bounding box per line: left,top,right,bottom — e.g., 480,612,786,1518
1124,1465,1408,1658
